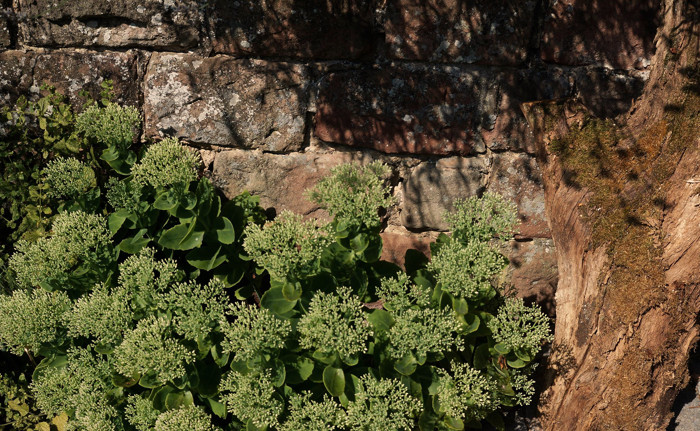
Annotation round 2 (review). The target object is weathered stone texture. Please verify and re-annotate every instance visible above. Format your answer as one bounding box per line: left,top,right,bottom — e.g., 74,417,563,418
0,11,10,50
0,50,34,105
315,65,501,156
400,156,488,230
144,54,309,152
380,228,437,267
32,50,141,107
210,0,377,59
487,152,550,238
17,0,202,49
209,148,379,217
540,0,660,70
505,238,558,316
384,0,537,65
572,66,647,118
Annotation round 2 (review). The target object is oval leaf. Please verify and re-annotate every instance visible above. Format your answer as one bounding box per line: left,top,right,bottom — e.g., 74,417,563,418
322,365,345,397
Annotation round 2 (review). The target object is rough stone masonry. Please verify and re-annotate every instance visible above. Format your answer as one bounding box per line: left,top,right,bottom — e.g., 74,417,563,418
0,0,661,312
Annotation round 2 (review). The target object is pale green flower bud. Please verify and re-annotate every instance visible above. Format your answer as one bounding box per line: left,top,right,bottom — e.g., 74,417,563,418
155,405,220,431
0,289,71,355
388,308,463,360
163,279,228,341
131,138,200,190
220,302,292,362
444,193,518,244
307,162,393,232
125,395,160,431
243,210,330,281
279,392,344,431
221,371,283,428
114,316,195,384
435,361,501,422
65,283,133,347
344,375,421,431
298,286,372,358
487,297,552,359
42,157,96,199
76,102,141,150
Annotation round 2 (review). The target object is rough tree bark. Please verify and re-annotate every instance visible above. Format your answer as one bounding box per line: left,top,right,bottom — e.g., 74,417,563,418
524,0,700,429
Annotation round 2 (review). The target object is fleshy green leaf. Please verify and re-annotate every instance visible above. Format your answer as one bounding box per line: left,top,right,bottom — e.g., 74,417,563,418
322,365,345,397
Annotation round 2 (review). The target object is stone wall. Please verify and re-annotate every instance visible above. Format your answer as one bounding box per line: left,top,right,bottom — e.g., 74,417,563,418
0,0,661,309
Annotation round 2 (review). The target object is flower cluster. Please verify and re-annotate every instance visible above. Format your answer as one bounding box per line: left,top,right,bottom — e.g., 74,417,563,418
162,279,228,341
221,371,283,429
298,286,372,358
76,102,141,150
435,361,500,422
65,283,133,347
125,395,160,431
42,157,95,199
220,302,292,362
114,316,195,384
117,248,181,316
0,289,71,355
154,405,219,431
105,176,142,211
376,273,430,312
445,193,518,244
243,211,330,281
427,239,507,301
131,138,200,190
487,297,553,358
387,308,462,360
307,161,393,232
344,375,421,430
9,211,112,288
279,393,343,431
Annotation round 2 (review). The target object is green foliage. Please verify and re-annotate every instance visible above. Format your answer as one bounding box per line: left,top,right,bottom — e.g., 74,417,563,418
0,89,552,430
42,157,96,200
0,289,71,355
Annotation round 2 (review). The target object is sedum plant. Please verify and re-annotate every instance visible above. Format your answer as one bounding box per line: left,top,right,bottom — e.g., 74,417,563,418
0,91,552,431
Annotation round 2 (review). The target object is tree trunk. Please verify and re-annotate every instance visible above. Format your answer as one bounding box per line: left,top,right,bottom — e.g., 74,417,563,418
524,0,700,429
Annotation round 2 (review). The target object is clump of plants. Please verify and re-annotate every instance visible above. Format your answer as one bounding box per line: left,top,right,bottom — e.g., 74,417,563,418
0,92,551,430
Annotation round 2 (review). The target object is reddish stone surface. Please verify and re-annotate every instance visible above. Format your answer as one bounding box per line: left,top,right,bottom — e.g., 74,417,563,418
0,50,34,106
505,238,558,316
32,50,142,108
384,0,537,65
540,0,660,70
380,230,435,268
144,53,309,152
16,0,201,49
487,152,551,239
314,66,499,156
211,0,378,59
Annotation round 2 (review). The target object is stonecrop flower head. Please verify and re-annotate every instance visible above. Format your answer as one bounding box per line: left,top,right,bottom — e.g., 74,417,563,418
220,302,292,362
279,393,344,431
113,316,195,384
487,297,552,359
131,138,200,190
307,161,393,232
105,176,142,211
162,279,228,342
42,157,96,199
125,395,160,431
444,192,518,245
387,307,463,361
65,283,134,347
435,361,501,422
117,248,181,316
154,405,220,431
509,365,538,406
344,375,421,431
298,286,372,358
0,289,71,355
31,347,115,423
221,370,283,429
76,102,141,150
376,273,430,312
9,211,112,289
427,239,507,302
243,210,330,281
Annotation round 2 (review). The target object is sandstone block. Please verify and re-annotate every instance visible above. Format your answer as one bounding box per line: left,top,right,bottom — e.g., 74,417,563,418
17,0,201,49
400,156,488,230
32,50,142,108
0,50,34,106
571,66,646,118
209,148,374,217
211,0,377,59
314,65,501,156
384,0,537,65
144,54,309,152
504,238,558,316
486,152,550,238
540,0,660,70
